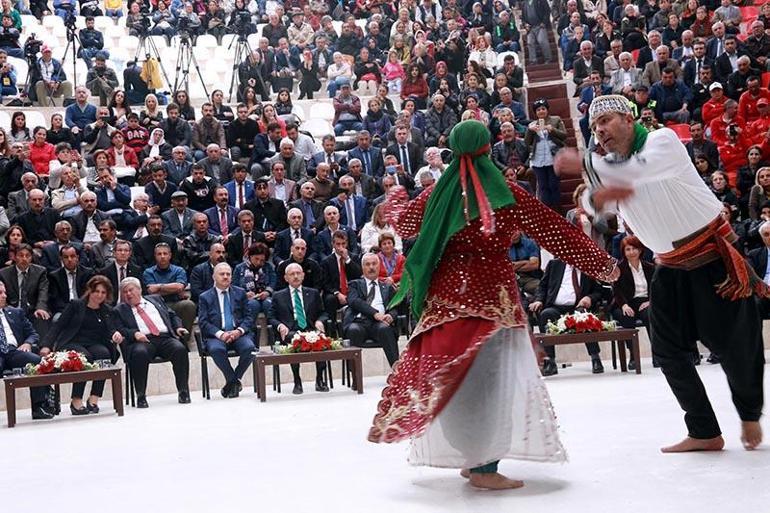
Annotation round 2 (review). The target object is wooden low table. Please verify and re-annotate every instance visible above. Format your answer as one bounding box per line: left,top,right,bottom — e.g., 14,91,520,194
3,367,124,428
533,329,641,374
253,348,363,402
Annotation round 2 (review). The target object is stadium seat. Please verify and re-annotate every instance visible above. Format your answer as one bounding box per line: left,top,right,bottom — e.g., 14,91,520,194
24,110,47,130
292,104,305,121
94,16,113,30
302,118,335,139
220,33,237,48
668,123,692,142
42,15,64,29
8,57,27,85
308,102,335,120
0,111,11,131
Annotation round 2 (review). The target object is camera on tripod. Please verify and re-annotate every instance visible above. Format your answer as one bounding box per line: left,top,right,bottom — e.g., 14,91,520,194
23,33,42,60
177,15,191,38
233,11,251,37
60,4,77,31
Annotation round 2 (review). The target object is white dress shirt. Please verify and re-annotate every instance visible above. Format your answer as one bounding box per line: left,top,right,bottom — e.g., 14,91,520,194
366,279,385,315
132,299,168,335
554,264,578,307
84,215,101,243
215,287,244,338
630,262,648,298
0,309,19,347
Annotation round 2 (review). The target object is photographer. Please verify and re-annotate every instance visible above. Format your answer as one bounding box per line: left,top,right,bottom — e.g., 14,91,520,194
123,60,151,105
227,0,255,37
0,50,17,99
85,52,119,106
0,13,23,58
639,107,664,132
53,0,76,18
30,45,74,107
78,16,108,69
202,0,227,44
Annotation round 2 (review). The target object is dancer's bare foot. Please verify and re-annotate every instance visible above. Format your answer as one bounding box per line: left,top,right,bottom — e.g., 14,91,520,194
460,469,470,479
469,472,524,490
741,421,762,450
660,436,725,453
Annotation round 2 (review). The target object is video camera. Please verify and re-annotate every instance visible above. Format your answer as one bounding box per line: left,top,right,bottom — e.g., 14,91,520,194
233,11,252,36
23,33,42,60
60,3,77,31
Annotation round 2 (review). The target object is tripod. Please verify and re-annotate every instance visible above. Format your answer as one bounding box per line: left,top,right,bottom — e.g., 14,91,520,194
227,33,253,103
40,25,80,106
134,32,172,91
173,33,208,97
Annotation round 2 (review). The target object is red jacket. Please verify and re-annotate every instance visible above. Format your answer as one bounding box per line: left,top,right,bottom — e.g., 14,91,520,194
29,142,56,177
709,114,746,147
106,146,140,169
702,97,727,127
718,141,748,187
748,115,770,145
121,126,150,155
738,90,770,124
400,77,430,100
378,252,406,284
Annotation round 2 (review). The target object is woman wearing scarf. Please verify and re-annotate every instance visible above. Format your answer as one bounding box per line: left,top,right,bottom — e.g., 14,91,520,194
139,128,173,184
368,121,618,489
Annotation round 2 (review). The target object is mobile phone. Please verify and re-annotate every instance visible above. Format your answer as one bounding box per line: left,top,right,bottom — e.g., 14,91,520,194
538,118,545,128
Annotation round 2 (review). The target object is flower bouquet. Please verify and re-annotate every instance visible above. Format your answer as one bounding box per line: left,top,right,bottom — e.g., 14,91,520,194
546,312,616,335
277,331,342,354
24,351,97,375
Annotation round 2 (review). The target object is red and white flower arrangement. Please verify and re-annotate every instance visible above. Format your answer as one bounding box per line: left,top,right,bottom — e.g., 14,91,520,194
278,331,342,354
24,351,97,375
546,312,616,335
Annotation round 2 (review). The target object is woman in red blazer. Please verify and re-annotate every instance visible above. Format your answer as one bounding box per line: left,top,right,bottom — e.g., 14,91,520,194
29,126,56,179
378,232,406,286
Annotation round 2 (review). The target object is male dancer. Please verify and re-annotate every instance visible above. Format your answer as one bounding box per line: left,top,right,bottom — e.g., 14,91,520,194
555,95,764,452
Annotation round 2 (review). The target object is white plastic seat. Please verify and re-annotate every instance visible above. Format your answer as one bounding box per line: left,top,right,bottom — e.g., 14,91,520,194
292,104,305,120
51,24,67,39
302,118,334,139
0,111,11,130
118,35,140,53
94,16,113,30
105,24,127,42
194,34,218,49
308,102,335,120
8,57,27,84
23,110,47,129
42,16,64,29
246,33,260,48
148,35,168,50
220,33,237,48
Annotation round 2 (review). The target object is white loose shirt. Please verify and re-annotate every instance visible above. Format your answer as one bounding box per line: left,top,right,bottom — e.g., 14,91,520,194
583,128,722,253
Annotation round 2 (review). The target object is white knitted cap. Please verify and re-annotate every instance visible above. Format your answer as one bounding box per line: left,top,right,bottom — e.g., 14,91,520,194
588,95,632,127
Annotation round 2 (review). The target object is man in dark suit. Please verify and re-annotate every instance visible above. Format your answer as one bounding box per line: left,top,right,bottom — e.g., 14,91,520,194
274,208,314,266
328,176,369,232
312,206,359,262
268,262,329,394
7,172,39,222
529,258,605,376
275,238,322,290
16,189,59,248
685,121,720,168
95,168,132,213
39,220,88,272
69,191,111,245
0,244,51,339
249,122,283,177
133,215,181,268
320,230,362,329
198,263,256,398
190,243,226,301
0,281,54,420
223,164,255,210
385,125,423,176
163,146,194,186
342,254,399,366
97,240,144,305
199,144,235,184
682,40,712,87
204,187,238,238
572,40,605,94
347,131,384,178
114,278,190,408
225,210,267,265
161,191,197,240
748,221,770,318
344,158,380,200
48,245,94,317
290,182,324,232
307,134,348,178
243,177,288,244
705,22,726,62
713,36,745,84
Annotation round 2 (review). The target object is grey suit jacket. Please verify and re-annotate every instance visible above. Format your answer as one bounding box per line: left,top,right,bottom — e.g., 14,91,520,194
268,154,308,183
642,59,682,87
199,156,234,184
0,264,49,313
91,240,116,269
610,67,643,94
162,208,197,239
7,189,29,222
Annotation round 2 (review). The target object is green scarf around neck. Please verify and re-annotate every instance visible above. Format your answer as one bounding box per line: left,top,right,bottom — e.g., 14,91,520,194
390,121,516,319
630,122,649,155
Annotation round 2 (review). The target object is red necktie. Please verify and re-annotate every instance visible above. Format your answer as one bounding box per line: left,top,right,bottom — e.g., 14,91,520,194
220,208,229,237
238,184,244,209
136,303,160,336
338,256,348,295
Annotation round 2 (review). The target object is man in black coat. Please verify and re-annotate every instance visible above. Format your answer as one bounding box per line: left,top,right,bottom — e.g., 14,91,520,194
0,244,51,339
748,222,770,318
16,189,59,248
274,207,315,266
685,121,720,168
96,240,144,305
572,40,605,95
113,279,190,408
243,177,288,244
342,254,400,366
48,245,94,317
249,123,283,177
528,258,605,375
320,230,362,330
268,262,329,394
225,210,266,266
385,125,423,176
70,191,111,244
39,220,89,272
275,238,322,290
132,215,181,268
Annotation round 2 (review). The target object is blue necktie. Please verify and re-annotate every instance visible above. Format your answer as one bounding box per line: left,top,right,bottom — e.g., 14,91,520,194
223,291,235,330
0,311,9,354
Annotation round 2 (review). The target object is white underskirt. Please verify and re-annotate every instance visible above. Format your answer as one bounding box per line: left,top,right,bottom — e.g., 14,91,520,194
408,327,567,468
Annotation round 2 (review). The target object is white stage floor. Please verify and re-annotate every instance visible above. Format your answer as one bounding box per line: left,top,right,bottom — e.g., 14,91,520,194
2,358,768,513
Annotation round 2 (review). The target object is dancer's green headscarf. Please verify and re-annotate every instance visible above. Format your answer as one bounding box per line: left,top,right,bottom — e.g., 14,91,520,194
390,120,516,319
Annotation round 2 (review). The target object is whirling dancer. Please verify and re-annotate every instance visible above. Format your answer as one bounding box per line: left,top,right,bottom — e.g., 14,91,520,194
555,95,765,452
368,120,618,490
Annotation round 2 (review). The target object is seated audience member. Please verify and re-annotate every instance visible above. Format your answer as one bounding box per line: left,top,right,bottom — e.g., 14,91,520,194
122,113,151,156
268,262,329,394
114,277,190,407
509,230,542,299
95,167,132,214
227,104,260,162
70,191,109,246
139,129,173,180
17,189,59,249
183,212,223,269
225,210,265,265
290,182,324,232
224,163,255,210
205,186,238,238
320,230,362,329
347,131,384,178
360,203,402,255
329,176,369,232
243,177,288,241
267,161,299,206
180,165,218,212
50,167,87,218
161,104,193,149
309,163,337,203
118,193,150,241
529,257,605,376
275,238,322,290
611,236,654,369
274,208,314,266
199,144,234,184
748,221,770,319
40,220,86,272
143,242,196,336
145,164,178,213
164,146,194,186
162,191,197,240
106,131,139,182
48,244,94,317
192,102,227,161
309,134,347,178
190,242,226,302
342,253,400,366
7,172,40,222
31,45,74,106
0,281,55,420
0,243,51,335
249,122,283,178
268,138,308,184
377,233,406,286
97,239,144,305
133,215,181,268
313,206,359,261
233,241,276,318
43,276,123,415
344,158,380,200
649,67,692,124
199,263,256,398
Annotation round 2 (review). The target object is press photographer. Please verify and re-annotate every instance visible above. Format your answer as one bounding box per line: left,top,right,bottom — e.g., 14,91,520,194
125,2,151,37
29,45,74,106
